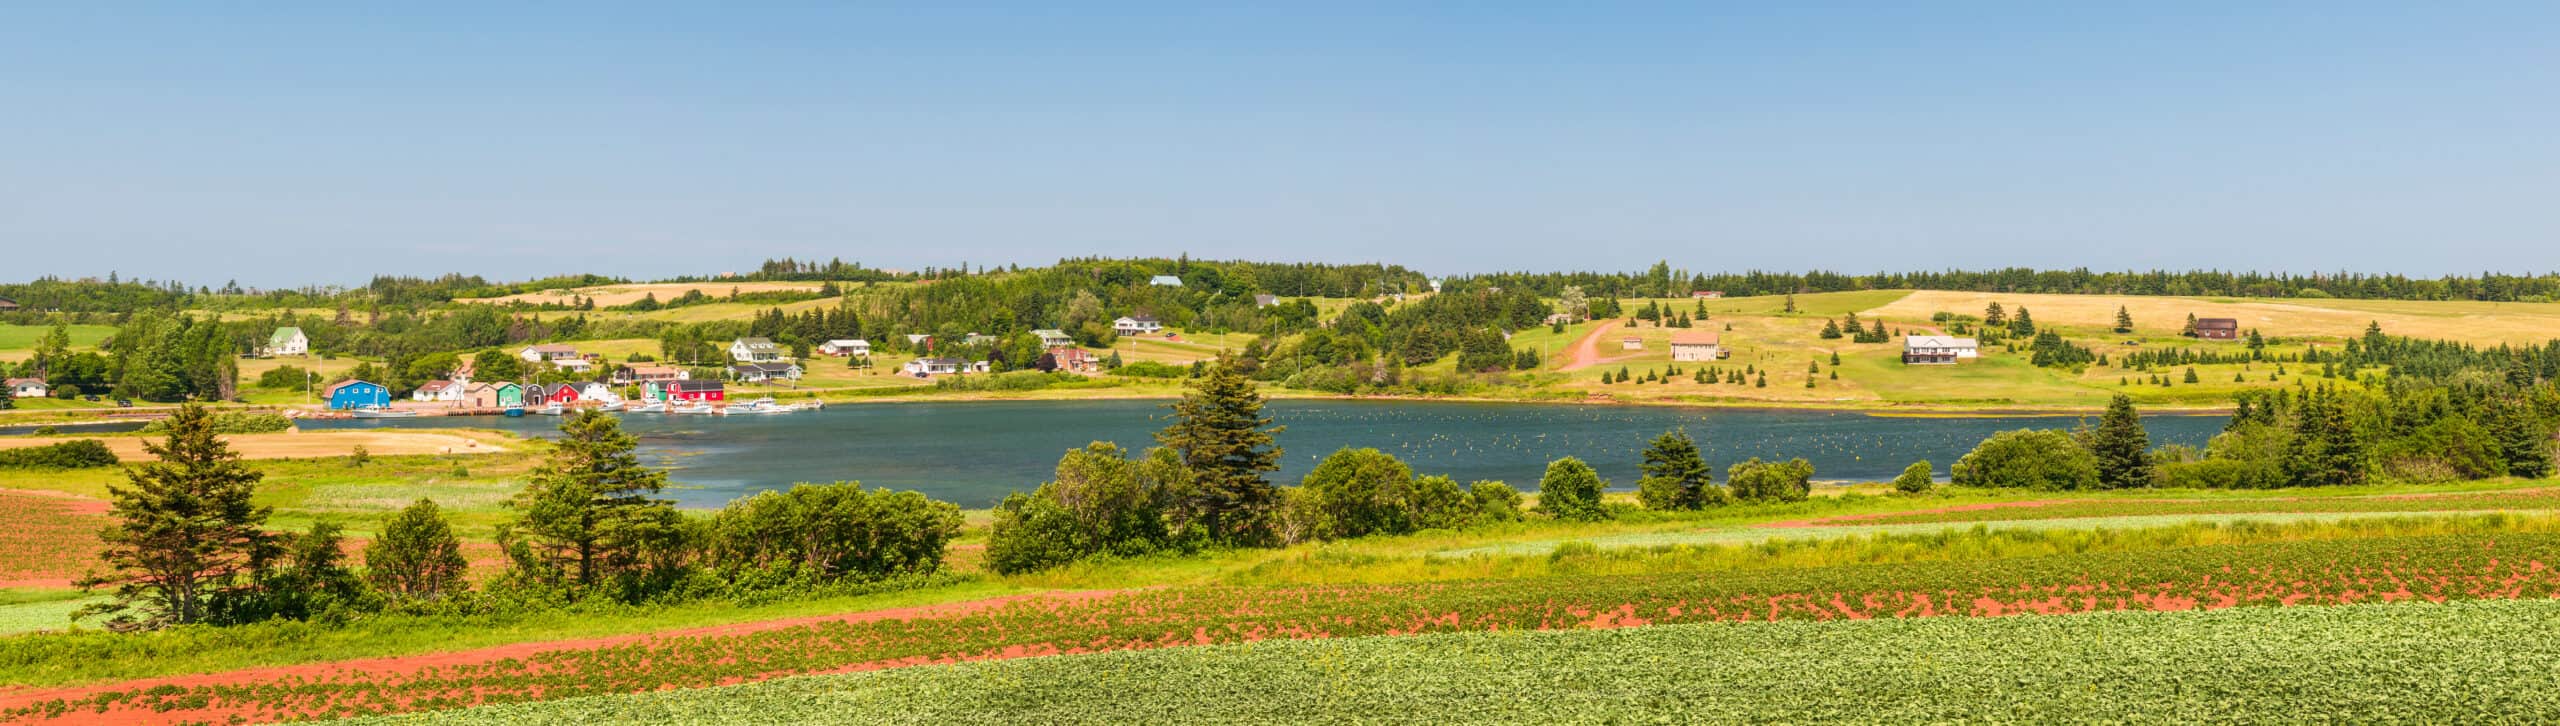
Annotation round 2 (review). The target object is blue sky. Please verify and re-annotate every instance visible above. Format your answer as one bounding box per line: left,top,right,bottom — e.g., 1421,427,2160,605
3,3,2555,286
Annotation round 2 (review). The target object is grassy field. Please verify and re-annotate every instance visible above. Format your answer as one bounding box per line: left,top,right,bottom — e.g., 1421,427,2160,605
1868,289,2560,346
0,324,113,363
457,282,826,308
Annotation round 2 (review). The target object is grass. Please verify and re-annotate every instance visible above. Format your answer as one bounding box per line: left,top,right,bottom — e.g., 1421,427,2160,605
361,598,2560,724
0,325,114,363
1868,289,2560,346
0,590,96,636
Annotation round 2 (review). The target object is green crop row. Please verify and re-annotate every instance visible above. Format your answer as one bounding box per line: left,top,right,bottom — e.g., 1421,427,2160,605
14,530,2560,723
1829,487,2560,526
345,597,2560,725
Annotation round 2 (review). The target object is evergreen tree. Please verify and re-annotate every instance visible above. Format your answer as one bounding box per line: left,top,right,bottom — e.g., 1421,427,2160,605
0,382,12,410
500,410,684,591
1156,361,1284,545
2282,390,2365,487
1755,372,1767,388
76,405,277,631
2090,394,2153,489
1634,430,1718,510
1782,295,1798,314
2009,307,2036,336
2184,367,2200,383
2489,397,2556,478
2113,306,2134,333
1818,319,1842,339
1829,351,1841,366
2182,313,2199,337
1983,302,2007,328
365,498,470,601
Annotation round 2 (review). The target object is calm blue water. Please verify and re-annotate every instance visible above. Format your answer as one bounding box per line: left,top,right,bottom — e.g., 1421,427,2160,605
303,400,2227,508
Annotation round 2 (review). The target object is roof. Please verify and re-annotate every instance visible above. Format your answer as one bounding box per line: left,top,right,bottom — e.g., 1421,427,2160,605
1125,314,1160,323
733,363,798,374
524,343,578,354
2196,317,2241,329
322,380,380,398
4,378,44,388
1149,275,1184,286
1032,329,1070,338
415,380,452,393
626,364,680,374
915,357,966,366
1906,335,1978,349
823,338,868,347
268,327,305,345
733,337,779,350
1670,332,1722,346
670,379,725,392
1253,293,1278,303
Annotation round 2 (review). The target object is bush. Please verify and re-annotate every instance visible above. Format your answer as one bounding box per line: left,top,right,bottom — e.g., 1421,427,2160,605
1300,448,1420,540
1952,429,2099,490
1468,481,1524,523
365,499,470,601
1727,458,1814,502
1536,457,1609,522
1893,460,1933,493
140,412,292,434
2156,458,2283,489
1108,361,1191,379
0,439,120,469
984,443,1183,575
710,482,964,581
256,365,311,390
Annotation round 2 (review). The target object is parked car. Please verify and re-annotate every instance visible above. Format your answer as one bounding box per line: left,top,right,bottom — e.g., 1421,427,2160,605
114,398,134,407
82,395,100,402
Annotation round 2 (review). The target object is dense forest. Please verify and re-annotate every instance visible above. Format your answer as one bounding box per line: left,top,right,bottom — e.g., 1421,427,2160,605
1446,264,2560,303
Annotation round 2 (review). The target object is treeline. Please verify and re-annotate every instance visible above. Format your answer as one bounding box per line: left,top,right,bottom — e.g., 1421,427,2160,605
73,406,963,632
1445,264,2560,303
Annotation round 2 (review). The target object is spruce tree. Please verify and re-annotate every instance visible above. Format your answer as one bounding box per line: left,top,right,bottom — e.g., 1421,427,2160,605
2090,394,2153,489
501,410,682,590
365,498,470,601
2182,313,2199,337
2282,391,2364,487
1635,430,1717,510
1983,302,2007,328
1157,361,1284,545
77,404,277,631
0,382,12,410
2113,306,2134,333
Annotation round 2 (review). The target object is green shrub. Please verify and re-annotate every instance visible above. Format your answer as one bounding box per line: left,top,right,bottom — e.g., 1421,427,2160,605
0,439,120,469
1109,361,1191,379
1893,460,1933,493
140,412,292,434
984,443,1183,575
1727,458,1814,502
1536,457,1609,522
1952,429,2099,490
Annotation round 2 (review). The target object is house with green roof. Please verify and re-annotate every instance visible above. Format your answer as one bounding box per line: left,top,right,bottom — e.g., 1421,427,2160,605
264,327,308,357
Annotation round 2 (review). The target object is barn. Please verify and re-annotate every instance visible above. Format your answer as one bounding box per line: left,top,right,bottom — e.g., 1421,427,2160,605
323,380,389,410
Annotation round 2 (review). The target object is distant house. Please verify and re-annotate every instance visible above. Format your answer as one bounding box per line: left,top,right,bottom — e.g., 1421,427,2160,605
411,380,462,403
729,337,783,363
0,297,19,312
529,383,581,406
1670,332,1723,362
2196,318,2241,340
490,382,526,409
818,339,871,357
550,357,595,374
613,364,687,386
264,327,309,357
6,378,47,399
667,379,726,402
1114,315,1163,336
731,362,803,383
1046,346,1097,372
1903,336,1980,365
904,333,932,347
322,380,389,410
1690,291,1724,299
577,382,623,406
1621,336,1644,351
1544,312,1576,326
460,383,501,408
962,333,998,347
1149,275,1184,287
1253,294,1279,308
903,357,966,376
519,344,581,364
1032,329,1075,348
448,359,477,385
1429,279,1444,294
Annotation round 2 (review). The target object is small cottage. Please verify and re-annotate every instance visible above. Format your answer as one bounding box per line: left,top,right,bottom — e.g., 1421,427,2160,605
411,380,462,403
323,380,389,410
1253,293,1279,308
1670,332,1723,362
519,344,580,364
5,378,47,399
0,297,19,312
818,339,871,357
1621,337,1644,351
492,382,526,409
903,357,966,376
578,382,623,406
1149,275,1184,287
2196,318,2241,340
1031,329,1075,348
731,362,803,383
613,364,687,385
1046,346,1097,372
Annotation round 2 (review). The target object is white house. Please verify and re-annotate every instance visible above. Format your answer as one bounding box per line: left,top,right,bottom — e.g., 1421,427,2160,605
411,380,463,403
1903,335,1980,365
818,339,871,357
730,362,803,383
6,378,48,399
904,333,931,346
1032,329,1075,347
520,344,581,364
1670,332,1722,362
1621,336,1644,351
1114,315,1163,336
729,337,783,363
902,357,966,376
264,327,309,357
1149,275,1184,287
577,382,624,406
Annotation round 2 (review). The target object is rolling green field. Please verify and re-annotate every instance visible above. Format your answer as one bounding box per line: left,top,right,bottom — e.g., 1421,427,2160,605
0,324,113,362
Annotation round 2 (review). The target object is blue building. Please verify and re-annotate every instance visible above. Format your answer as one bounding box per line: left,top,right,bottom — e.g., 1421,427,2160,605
323,380,389,410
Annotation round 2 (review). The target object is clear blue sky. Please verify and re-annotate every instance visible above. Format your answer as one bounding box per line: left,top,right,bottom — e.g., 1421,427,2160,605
4,3,2554,287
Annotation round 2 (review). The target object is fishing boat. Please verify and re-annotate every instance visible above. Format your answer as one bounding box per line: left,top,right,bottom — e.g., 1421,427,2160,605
535,404,565,416
503,407,526,418
672,402,715,415
626,402,669,414
350,407,421,419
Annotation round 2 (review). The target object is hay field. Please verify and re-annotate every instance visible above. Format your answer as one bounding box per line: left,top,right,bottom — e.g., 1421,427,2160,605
1865,291,2560,345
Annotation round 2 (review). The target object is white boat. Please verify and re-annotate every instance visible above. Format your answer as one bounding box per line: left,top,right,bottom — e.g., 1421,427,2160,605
672,402,715,415
627,402,669,414
535,404,565,416
350,408,421,419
